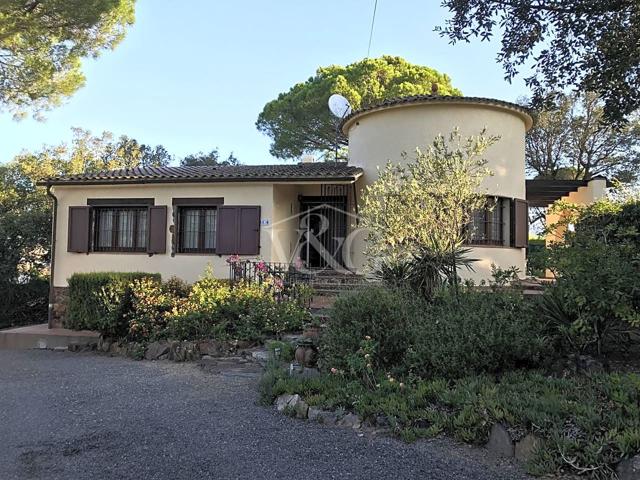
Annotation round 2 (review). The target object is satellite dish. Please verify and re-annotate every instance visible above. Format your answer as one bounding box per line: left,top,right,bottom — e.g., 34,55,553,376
328,94,352,118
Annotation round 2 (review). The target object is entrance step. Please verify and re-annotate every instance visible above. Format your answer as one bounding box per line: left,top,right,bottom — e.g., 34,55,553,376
0,323,100,350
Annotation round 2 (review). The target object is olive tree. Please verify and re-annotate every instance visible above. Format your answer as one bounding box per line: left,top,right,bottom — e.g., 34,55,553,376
360,129,497,294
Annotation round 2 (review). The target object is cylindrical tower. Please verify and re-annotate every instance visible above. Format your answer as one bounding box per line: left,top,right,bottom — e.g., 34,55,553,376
342,95,534,282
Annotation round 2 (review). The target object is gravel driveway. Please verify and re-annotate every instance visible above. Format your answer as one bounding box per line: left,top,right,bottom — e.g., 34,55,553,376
0,350,530,480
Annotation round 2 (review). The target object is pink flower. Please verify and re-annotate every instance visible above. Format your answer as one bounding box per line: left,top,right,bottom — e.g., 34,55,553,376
330,368,338,374
226,254,241,264
255,260,267,272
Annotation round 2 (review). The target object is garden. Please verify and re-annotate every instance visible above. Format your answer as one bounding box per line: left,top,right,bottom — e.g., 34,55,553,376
260,133,640,479
65,262,313,360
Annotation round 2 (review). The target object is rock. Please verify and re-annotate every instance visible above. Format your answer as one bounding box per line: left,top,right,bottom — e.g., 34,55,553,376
293,398,309,419
515,434,542,462
251,349,270,363
109,341,122,355
375,415,390,428
338,413,361,429
235,340,255,350
308,407,338,425
487,423,514,458
307,407,322,422
198,340,222,357
98,337,113,353
145,341,169,360
617,454,640,480
275,394,299,412
169,341,199,362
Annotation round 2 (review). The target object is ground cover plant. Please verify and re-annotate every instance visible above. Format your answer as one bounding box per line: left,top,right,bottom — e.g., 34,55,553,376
261,363,640,478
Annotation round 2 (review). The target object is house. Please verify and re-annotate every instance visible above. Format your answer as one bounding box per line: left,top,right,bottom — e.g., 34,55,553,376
39,95,606,328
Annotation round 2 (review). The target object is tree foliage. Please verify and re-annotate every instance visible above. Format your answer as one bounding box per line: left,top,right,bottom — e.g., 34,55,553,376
438,0,640,123
542,194,640,356
180,149,238,167
0,0,136,117
360,128,496,268
256,56,461,160
0,127,169,327
525,92,640,183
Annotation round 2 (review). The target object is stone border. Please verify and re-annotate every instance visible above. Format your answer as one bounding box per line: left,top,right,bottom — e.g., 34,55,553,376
65,337,272,364
274,392,640,478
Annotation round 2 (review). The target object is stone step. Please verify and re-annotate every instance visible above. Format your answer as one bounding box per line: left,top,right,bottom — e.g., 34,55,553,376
0,323,100,350
310,296,337,310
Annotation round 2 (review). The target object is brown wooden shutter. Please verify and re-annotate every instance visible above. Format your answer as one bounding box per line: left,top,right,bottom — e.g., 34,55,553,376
216,206,239,255
215,206,261,255
238,206,261,255
67,206,91,253
513,199,529,248
147,206,167,254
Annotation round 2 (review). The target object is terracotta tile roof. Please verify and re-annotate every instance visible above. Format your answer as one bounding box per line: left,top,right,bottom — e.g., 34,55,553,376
39,163,364,186
341,95,534,132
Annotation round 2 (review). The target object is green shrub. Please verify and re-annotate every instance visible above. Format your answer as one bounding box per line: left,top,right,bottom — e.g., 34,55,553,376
67,269,309,342
165,311,227,340
66,272,161,335
406,288,549,378
543,241,640,356
266,340,295,362
127,277,184,341
1,278,49,329
321,285,548,380
320,285,424,374
527,238,548,277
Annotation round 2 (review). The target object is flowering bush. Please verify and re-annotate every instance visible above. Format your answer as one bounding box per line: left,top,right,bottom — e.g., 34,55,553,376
127,277,185,341
70,266,310,342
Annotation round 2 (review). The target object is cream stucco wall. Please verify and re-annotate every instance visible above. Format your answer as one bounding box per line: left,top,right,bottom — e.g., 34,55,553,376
52,182,276,286
344,100,530,282
271,184,299,264
545,178,608,245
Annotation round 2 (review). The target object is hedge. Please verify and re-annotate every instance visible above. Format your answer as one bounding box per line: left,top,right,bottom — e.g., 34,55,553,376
66,272,161,335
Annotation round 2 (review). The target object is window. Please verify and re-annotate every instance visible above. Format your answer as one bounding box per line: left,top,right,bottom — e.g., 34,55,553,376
177,207,217,253
91,207,148,252
467,198,506,246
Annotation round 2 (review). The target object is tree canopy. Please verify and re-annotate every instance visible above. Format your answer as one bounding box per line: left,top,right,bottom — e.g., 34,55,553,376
181,149,238,167
256,56,461,160
525,93,640,183
0,0,135,117
438,0,640,123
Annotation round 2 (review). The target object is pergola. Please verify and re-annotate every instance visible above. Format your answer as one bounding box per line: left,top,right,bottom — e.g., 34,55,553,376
525,177,609,208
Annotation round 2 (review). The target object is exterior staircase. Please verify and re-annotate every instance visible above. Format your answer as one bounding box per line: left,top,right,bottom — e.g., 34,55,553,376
309,269,368,296
308,270,369,319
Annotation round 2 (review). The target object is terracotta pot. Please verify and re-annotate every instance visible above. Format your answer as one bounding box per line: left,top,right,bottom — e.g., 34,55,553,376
294,345,318,367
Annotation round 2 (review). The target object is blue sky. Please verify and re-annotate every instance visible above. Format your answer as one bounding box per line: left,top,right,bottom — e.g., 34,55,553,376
0,0,529,165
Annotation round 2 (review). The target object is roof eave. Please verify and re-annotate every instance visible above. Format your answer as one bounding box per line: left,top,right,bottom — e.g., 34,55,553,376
341,96,534,134
36,173,363,187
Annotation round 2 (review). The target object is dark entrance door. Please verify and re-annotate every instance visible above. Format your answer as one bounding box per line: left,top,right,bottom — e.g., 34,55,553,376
299,196,347,269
